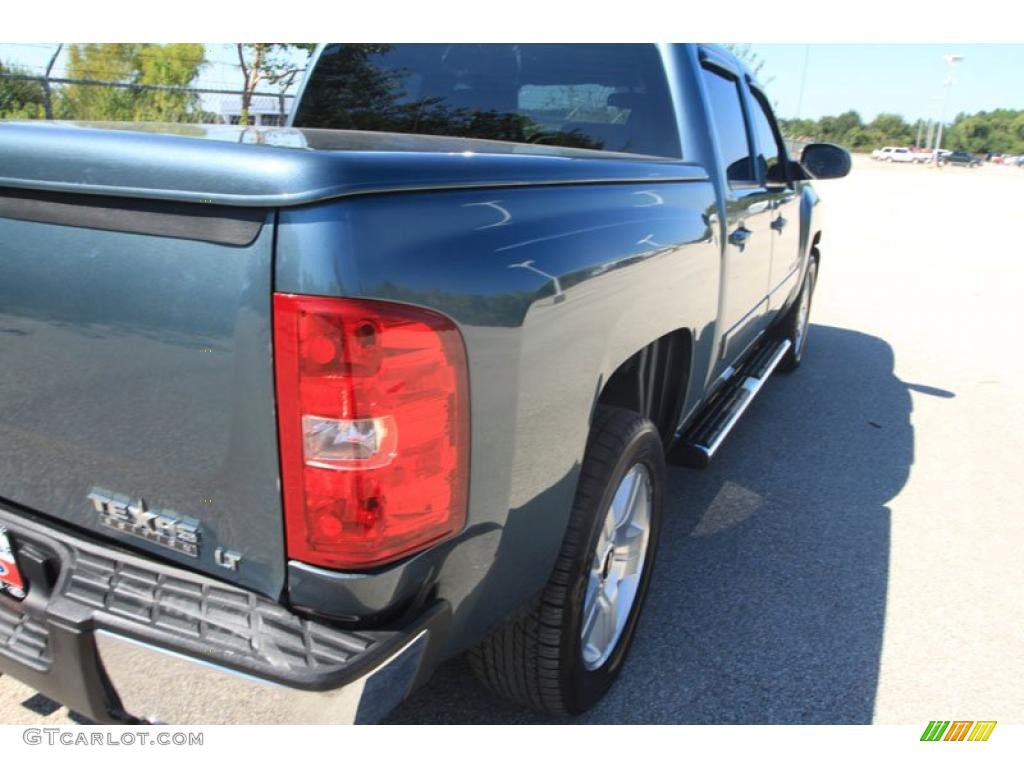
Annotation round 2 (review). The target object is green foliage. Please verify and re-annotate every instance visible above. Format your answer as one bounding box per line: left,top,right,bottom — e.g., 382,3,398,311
780,108,1024,154
59,44,135,120
58,43,205,122
945,110,1024,154
869,113,910,139
781,111,914,150
0,59,47,118
136,44,206,122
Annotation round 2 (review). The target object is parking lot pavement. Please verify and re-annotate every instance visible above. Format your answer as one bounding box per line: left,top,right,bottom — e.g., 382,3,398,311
1,155,1022,725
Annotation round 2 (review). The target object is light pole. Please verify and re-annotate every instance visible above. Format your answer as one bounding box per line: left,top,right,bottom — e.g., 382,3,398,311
795,44,811,119
933,53,964,161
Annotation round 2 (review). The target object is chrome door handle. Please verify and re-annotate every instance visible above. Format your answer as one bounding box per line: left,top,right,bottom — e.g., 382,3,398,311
728,226,752,250
770,216,787,232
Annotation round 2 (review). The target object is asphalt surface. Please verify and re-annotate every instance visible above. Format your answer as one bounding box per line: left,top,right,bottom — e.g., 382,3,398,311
1,155,1022,724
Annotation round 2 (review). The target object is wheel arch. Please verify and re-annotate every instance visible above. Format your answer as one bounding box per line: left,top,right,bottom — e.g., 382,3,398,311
593,327,694,447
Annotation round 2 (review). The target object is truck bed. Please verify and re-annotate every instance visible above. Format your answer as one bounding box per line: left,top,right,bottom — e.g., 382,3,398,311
0,121,707,598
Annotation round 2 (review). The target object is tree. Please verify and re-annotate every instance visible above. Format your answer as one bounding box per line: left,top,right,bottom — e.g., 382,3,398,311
0,60,47,119
40,44,62,119
778,117,818,139
800,110,866,146
773,109,1024,153
946,109,1024,155
59,44,205,122
60,44,138,120
722,44,772,84
1014,113,1024,150
845,127,884,151
236,43,316,125
135,44,206,122
868,113,912,145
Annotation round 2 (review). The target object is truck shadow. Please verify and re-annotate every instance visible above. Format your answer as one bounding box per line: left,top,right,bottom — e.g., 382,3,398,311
387,324,930,724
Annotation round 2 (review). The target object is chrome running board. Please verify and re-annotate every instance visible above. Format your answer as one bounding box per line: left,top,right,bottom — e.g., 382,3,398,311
669,338,791,468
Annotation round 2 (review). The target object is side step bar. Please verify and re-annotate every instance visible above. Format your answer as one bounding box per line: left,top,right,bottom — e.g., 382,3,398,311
668,338,791,468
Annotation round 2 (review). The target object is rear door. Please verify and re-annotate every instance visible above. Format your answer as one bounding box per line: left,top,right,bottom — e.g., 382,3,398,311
700,63,774,367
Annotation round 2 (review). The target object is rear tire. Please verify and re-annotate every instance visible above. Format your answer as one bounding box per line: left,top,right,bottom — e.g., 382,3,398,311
469,405,664,716
777,257,818,373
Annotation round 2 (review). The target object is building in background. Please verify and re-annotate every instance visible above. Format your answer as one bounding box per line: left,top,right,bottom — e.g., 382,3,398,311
217,95,294,126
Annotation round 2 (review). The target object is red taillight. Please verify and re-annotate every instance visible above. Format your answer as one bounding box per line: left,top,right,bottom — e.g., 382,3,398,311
273,293,469,569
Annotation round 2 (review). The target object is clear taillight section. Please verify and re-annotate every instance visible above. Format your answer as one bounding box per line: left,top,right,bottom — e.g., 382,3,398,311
273,293,469,569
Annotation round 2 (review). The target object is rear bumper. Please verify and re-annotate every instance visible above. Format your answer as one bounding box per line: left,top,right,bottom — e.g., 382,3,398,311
0,504,447,724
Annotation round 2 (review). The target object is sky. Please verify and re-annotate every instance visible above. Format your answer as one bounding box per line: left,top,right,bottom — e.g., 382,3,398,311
750,44,1024,121
2,43,1023,123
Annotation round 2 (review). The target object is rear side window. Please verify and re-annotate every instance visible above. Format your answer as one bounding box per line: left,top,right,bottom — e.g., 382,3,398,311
293,44,681,157
700,67,754,185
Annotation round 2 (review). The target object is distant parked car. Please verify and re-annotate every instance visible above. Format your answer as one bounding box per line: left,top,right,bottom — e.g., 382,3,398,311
938,151,982,168
872,146,917,163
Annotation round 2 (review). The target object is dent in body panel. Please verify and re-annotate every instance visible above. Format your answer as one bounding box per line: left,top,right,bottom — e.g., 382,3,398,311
0,211,285,596
275,180,719,649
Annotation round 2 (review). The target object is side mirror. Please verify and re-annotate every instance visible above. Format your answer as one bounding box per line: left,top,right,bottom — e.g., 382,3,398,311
800,143,852,179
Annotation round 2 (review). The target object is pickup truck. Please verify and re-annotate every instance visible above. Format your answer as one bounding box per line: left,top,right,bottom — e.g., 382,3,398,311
937,150,982,167
0,43,849,724
871,146,919,163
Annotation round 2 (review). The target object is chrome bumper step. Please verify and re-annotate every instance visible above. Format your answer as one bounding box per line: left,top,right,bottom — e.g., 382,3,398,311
669,337,791,468
0,503,446,724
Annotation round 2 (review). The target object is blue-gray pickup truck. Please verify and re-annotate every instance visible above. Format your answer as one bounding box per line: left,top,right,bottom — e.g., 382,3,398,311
0,43,849,723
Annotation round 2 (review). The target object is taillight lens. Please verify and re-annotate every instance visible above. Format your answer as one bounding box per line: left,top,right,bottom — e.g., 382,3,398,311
273,293,469,569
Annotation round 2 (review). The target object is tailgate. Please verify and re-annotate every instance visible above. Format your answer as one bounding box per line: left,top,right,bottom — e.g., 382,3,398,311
0,192,284,597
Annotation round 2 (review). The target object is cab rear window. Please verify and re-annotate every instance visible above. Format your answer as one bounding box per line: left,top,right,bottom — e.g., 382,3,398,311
293,44,681,158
